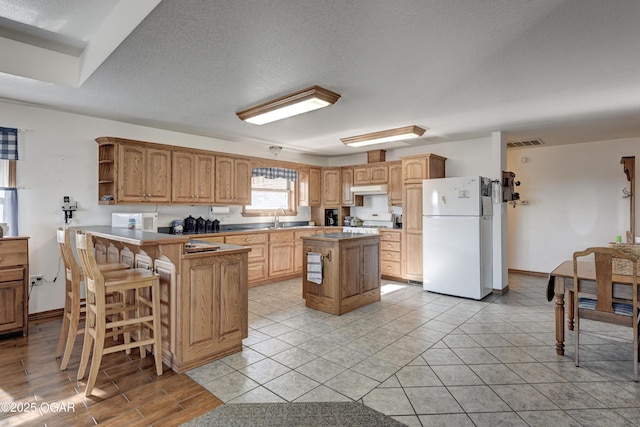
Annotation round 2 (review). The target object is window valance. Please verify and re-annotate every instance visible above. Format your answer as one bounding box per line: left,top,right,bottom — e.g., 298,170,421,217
0,127,18,160
252,167,297,181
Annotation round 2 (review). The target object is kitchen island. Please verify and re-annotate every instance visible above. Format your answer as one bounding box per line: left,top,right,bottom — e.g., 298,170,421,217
302,233,381,315
72,226,249,373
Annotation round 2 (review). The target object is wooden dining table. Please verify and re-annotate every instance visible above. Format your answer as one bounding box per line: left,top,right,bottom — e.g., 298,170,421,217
549,260,637,355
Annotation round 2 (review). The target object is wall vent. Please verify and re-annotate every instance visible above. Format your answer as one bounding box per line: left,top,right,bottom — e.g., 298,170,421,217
506,138,545,149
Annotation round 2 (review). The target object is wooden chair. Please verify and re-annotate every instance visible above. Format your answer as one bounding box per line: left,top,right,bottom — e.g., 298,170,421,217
55,227,130,370
75,231,163,397
573,247,639,381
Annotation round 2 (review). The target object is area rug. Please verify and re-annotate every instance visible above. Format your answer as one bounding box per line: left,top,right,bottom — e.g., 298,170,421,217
181,402,405,427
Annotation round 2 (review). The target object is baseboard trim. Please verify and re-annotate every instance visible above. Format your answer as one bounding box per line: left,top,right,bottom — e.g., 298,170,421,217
492,285,509,295
28,308,64,323
508,268,548,278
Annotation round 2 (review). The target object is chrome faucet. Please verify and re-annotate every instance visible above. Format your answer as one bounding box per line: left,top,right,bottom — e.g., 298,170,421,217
273,207,286,228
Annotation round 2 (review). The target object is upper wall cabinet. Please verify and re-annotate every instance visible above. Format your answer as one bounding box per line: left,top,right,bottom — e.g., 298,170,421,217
308,167,322,206
402,153,446,183
172,151,215,204
353,164,388,185
215,156,251,205
97,137,172,204
322,168,341,207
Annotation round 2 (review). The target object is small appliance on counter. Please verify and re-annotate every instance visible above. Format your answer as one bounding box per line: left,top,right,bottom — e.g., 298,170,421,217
171,219,183,234
325,209,338,226
213,219,220,232
205,219,213,233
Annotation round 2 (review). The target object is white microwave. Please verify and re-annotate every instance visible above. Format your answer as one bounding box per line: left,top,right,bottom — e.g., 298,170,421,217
111,213,158,232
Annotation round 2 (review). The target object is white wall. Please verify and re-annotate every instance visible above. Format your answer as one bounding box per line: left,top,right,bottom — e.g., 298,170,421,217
506,137,640,273
0,100,327,313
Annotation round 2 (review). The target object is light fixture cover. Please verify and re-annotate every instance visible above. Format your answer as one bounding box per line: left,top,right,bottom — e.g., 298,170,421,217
341,125,427,147
237,85,340,125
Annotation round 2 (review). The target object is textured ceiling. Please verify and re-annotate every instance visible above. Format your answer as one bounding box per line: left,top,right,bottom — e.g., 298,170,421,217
0,0,639,157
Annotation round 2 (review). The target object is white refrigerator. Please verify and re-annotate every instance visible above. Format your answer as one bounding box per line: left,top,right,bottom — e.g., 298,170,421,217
422,176,493,300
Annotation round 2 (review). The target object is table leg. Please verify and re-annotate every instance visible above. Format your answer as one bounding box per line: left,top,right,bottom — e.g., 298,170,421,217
554,276,565,355
567,290,574,331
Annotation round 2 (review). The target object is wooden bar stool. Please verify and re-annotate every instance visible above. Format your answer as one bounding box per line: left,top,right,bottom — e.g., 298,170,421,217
55,227,130,371
75,231,163,397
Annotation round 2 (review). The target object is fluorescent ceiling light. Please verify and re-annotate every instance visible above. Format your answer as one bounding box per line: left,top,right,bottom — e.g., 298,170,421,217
341,125,427,147
236,85,341,125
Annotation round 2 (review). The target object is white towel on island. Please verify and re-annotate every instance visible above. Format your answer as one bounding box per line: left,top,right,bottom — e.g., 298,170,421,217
307,252,323,285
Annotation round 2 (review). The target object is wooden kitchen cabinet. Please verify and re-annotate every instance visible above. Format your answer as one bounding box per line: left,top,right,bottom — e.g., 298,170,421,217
111,141,172,204
179,250,248,368
322,168,341,207
302,234,380,315
341,167,363,207
298,168,309,206
401,153,446,282
215,156,251,205
353,164,388,185
225,233,268,285
268,230,295,278
0,237,29,336
387,161,403,206
309,167,322,206
380,229,402,280
402,153,447,183
172,150,215,204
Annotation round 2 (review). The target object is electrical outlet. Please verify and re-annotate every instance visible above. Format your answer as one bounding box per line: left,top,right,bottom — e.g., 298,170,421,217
30,275,43,286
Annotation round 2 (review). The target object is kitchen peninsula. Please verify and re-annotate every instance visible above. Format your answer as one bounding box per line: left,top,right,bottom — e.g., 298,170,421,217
302,232,381,315
73,226,249,373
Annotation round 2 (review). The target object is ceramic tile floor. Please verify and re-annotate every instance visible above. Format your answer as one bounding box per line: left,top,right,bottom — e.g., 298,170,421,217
186,274,640,426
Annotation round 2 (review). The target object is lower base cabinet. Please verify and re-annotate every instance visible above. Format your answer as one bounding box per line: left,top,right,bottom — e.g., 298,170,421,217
0,237,29,337
178,251,248,371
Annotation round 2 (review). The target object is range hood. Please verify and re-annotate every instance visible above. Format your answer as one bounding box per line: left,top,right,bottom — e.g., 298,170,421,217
350,184,388,195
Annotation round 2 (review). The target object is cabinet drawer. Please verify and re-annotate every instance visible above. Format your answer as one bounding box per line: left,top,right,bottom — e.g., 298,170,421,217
381,241,401,252
248,262,267,282
381,260,401,277
226,234,267,245
380,231,401,242
0,267,24,282
0,240,28,268
269,230,294,242
381,250,401,262
246,244,266,261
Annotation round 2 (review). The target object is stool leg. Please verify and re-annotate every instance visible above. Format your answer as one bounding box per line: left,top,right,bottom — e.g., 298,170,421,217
137,288,146,359
59,306,80,370
85,314,106,397
152,282,163,376
77,301,95,380
55,294,71,358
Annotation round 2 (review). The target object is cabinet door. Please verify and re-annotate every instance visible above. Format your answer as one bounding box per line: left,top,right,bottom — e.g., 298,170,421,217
369,165,388,184
404,232,423,280
353,167,370,185
340,245,361,298
388,162,403,205
146,148,172,203
403,157,428,183
404,184,423,233
0,280,24,332
181,255,247,362
172,152,195,203
214,156,235,204
118,144,146,202
361,240,381,292
341,168,357,206
194,154,215,203
298,169,309,207
309,167,322,206
322,168,341,206
268,242,295,277
233,158,252,205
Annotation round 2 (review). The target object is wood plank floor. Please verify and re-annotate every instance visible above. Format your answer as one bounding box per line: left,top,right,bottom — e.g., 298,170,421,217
0,319,222,426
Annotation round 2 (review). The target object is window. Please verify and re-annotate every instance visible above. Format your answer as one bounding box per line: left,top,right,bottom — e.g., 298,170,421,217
243,167,298,216
0,160,17,236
